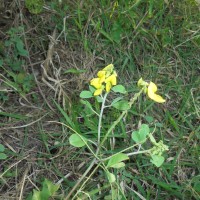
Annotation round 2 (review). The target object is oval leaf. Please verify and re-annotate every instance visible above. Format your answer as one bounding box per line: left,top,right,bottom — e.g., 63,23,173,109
150,155,165,167
111,97,124,105
110,162,125,169
0,153,7,160
106,172,116,183
69,134,87,147
112,100,130,111
112,85,127,94
80,91,93,99
107,153,129,168
0,144,5,152
96,96,103,103
132,124,149,143
139,124,150,137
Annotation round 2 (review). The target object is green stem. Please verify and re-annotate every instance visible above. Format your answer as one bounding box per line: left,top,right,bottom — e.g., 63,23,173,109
65,158,97,200
101,143,142,162
100,88,144,147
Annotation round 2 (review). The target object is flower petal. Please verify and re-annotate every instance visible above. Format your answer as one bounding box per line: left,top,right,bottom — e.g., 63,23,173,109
148,82,157,93
102,64,114,72
105,74,117,86
94,88,103,96
106,81,112,92
90,78,102,89
150,94,166,103
147,82,165,103
97,70,106,78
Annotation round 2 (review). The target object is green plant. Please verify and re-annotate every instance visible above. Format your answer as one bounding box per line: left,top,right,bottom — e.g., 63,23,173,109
0,144,7,160
62,64,169,199
25,0,44,14
0,27,34,96
27,179,60,200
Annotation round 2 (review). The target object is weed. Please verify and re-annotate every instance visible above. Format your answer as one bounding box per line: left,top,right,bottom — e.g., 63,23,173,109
58,64,169,199
0,144,7,160
25,0,44,14
0,26,34,98
27,179,60,200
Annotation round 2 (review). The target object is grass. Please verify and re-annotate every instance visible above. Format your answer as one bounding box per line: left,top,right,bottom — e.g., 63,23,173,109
0,0,200,199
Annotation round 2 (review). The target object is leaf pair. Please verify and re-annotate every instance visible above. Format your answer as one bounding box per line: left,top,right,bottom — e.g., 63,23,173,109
106,153,129,183
132,124,150,143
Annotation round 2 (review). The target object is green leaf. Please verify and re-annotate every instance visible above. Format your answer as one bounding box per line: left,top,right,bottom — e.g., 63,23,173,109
112,100,130,111
16,73,26,84
25,0,44,14
89,85,96,93
144,115,154,123
139,124,149,136
0,144,5,152
0,112,27,119
110,162,125,169
112,85,127,94
107,153,129,168
106,172,116,183
32,189,41,200
69,134,87,147
96,96,103,103
41,179,60,197
31,179,60,200
111,97,124,105
80,91,93,99
0,59,3,66
63,68,86,74
16,40,28,56
80,100,94,114
150,155,165,167
132,124,149,143
0,153,7,160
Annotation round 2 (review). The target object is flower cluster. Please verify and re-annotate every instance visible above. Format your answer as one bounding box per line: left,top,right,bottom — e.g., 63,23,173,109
138,78,165,103
90,64,117,96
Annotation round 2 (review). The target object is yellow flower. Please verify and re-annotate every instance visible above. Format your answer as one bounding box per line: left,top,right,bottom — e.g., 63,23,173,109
105,73,117,92
102,64,114,74
147,82,165,103
94,88,104,96
90,78,102,89
90,64,117,96
97,70,106,83
106,81,112,92
105,74,117,85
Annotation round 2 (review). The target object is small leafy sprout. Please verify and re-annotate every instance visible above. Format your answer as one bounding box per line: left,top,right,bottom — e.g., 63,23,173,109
28,179,60,200
137,78,166,103
90,64,117,96
0,144,7,160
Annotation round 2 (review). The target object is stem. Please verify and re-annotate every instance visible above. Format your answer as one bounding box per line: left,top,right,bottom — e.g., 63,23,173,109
126,149,150,156
101,143,140,162
100,89,144,147
65,89,144,199
73,162,102,199
98,93,108,145
65,158,97,200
